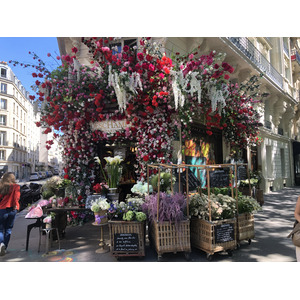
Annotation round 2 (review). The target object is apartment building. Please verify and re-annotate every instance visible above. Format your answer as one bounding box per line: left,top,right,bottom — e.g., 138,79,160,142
57,37,300,193
0,61,41,178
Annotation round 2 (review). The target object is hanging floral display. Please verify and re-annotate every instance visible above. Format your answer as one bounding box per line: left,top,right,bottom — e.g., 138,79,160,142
10,37,264,201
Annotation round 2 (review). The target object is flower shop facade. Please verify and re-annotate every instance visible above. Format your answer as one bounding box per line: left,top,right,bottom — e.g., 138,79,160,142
56,36,300,194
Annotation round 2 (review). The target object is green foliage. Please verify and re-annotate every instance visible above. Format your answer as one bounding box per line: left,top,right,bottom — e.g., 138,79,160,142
238,196,261,214
42,190,55,199
150,172,176,192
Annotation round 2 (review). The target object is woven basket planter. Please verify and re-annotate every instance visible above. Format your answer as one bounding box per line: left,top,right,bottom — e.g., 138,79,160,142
237,213,254,244
149,219,191,260
190,217,237,258
108,220,146,258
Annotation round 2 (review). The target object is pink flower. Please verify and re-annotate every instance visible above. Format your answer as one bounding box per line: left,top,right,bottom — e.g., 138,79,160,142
159,73,164,79
47,53,51,57
149,64,155,71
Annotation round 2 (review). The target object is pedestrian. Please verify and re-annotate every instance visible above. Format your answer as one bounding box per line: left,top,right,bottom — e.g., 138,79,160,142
0,172,20,256
294,196,300,262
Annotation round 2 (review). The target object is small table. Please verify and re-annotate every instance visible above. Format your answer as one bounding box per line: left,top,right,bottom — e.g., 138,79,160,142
92,222,109,254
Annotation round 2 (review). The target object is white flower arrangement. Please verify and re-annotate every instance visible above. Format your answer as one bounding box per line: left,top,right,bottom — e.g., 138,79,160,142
131,181,153,195
90,197,110,213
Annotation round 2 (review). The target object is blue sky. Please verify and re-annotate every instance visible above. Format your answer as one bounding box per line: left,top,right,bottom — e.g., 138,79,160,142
0,37,60,94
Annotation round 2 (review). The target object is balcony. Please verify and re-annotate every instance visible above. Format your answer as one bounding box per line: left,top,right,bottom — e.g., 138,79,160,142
291,49,300,65
227,37,284,90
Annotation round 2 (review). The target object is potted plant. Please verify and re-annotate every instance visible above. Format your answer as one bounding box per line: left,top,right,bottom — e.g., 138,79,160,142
237,195,262,245
90,197,110,225
92,182,109,195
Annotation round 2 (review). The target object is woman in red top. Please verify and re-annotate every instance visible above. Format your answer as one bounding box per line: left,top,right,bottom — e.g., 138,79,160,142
0,172,20,256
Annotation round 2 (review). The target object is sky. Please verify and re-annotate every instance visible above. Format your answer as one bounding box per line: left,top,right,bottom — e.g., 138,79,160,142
0,37,60,94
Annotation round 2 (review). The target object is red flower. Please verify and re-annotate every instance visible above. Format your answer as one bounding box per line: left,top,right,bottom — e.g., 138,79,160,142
137,53,144,61
32,73,37,77
72,47,78,53
143,155,149,162
123,45,129,52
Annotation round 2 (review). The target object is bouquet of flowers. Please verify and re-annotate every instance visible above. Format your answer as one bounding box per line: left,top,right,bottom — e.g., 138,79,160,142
90,197,110,213
104,155,124,188
189,193,236,221
107,195,146,222
93,182,109,194
131,181,153,195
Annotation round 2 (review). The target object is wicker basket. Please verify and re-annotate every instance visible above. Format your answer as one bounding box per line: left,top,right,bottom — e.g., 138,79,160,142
108,220,145,258
149,219,191,259
237,213,254,242
190,217,237,256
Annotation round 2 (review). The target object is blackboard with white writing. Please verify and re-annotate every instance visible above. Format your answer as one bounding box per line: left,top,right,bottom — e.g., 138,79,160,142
209,170,230,188
176,170,201,191
214,223,235,244
114,233,139,252
237,165,247,181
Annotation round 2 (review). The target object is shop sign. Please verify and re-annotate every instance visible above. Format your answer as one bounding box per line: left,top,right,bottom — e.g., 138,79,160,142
114,233,139,252
214,223,235,243
90,119,130,133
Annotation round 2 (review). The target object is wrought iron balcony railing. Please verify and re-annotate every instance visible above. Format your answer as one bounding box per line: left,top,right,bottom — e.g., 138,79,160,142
227,37,284,90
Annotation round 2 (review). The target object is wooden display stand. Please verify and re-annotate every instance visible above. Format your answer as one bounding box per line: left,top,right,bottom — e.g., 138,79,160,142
108,220,146,260
185,163,237,260
147,163,191,261
233,163,255,246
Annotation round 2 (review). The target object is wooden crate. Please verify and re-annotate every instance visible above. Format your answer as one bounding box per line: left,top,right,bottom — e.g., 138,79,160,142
149,219,191,259
108,220,145,258
237,213,254,242
190,217,237,256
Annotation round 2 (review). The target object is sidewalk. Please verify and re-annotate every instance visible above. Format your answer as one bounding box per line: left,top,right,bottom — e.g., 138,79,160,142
0,186,298,262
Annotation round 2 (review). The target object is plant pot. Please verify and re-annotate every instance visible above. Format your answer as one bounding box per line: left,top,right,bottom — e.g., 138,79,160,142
94,210,108,225
108,188,119,202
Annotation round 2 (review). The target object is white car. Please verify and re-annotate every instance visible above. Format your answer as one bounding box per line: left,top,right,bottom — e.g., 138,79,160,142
29,172,39,181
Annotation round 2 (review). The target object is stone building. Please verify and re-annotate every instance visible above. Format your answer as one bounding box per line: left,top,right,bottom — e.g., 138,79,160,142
57,37,300,193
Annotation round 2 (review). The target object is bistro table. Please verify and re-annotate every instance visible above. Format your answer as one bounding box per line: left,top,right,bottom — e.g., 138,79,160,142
46,206,91,238
92,221,109,254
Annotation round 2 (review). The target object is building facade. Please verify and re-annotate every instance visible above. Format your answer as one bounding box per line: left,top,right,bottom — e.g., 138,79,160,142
0,61,41,178
57,37,300,193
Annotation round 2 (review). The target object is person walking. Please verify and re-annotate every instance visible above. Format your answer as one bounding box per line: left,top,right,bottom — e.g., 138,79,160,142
0,172,20,256
294,196,300,262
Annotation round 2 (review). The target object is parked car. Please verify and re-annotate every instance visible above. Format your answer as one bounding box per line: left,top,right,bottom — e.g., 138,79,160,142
47,170,53,177
41,171,47,179
29,172,39,181
53,169,59,175
38,171,43,180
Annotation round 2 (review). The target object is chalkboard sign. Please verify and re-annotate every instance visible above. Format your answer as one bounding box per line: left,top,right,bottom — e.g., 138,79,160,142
176,170,201,191
237,165,247,181
114,233,139,252
214,223,235,244
209,170,229,188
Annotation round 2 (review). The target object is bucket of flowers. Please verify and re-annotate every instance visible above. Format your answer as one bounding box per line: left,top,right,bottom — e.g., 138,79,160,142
107,195,147,259
189,192,237,260
142,191,191,261
90,197,110,225
237,195,262,245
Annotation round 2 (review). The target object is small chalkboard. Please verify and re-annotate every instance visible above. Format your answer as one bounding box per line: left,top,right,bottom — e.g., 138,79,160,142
209,170,230,188
237,165,247,181
114,233,139,252
176,170,201,191
214,223,235,244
